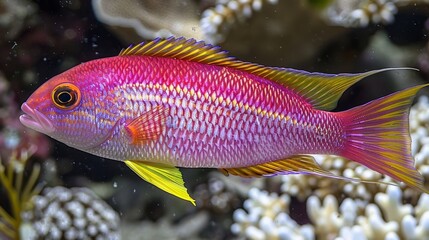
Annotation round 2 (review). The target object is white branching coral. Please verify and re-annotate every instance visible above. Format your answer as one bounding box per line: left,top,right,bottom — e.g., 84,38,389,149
325,0,398,27
307,195,359,238
200,0,278,43
306,186,429,240
231,188,314,240
232,186,429,239
410,96,429,180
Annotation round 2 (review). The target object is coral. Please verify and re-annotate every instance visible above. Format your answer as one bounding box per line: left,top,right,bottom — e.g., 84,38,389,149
0,0,36,41
0,148,42,240
306,186,429,239
325,0,398,27
231,188,314,240
21,186,121,240
121,211,209,240
410,96,429,176
307,195,359,238
92,0,348,66
200,0,278,43
92,0,203,43
194,172,242,213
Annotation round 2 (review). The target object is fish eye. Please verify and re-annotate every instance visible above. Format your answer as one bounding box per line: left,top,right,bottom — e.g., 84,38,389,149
52,83,81,109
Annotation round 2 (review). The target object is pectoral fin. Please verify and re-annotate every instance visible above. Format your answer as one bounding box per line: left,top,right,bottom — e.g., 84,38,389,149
125,160,196,206
125,106,169,145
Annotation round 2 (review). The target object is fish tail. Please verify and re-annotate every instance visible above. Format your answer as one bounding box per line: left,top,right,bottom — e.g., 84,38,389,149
336,84,429,192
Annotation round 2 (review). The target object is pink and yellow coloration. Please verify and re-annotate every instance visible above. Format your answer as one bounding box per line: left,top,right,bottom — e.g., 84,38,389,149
20,37,428,205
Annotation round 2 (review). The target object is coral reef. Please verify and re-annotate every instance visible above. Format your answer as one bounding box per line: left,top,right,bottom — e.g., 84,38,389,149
410,95,429,181
232,186,429,240
325,0,398,27
194,172,242,214
120,211,209,240
91,0,350,66
21,186,121,240
200,0,279,43
92,0,203,43
0,0,36,41
308,186,429,240
2,1,429,239
231,188,314,240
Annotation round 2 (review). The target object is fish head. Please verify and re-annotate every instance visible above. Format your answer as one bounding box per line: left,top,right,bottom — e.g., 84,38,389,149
20,62,119,150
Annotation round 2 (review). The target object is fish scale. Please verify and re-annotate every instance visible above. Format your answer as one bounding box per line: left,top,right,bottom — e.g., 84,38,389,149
20,37,428,205
77,56,344,168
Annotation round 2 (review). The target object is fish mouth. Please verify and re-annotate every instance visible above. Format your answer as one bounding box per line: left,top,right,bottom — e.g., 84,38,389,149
20,102,55,134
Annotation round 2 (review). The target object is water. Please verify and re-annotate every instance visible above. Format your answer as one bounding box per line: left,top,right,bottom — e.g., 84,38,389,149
1,1,429,240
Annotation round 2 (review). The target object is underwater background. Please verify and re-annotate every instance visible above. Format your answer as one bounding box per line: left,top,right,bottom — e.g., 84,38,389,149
2,0,429,239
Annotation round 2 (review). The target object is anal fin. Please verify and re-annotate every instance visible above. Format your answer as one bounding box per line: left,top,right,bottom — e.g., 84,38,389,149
125,160,196,206
220,155,400,187
220,155,337,178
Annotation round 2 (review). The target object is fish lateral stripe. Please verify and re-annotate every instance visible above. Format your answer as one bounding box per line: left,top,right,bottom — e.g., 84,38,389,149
337,84,429,193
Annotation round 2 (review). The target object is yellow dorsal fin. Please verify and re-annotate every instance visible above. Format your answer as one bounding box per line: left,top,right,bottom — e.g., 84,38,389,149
119,37,415,110
125,160,195,206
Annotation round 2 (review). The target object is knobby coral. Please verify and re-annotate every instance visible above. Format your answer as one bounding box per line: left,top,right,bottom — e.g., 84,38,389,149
307,186,429,240
200,0,279,43
21,186,121,240
325,0,398,27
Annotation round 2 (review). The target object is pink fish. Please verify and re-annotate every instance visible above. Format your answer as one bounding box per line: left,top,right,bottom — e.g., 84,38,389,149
20,37,428,205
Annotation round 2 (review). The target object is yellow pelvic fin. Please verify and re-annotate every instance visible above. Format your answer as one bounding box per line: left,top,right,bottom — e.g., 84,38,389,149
124,106,169,145
125,160,196,206
120,37,415,110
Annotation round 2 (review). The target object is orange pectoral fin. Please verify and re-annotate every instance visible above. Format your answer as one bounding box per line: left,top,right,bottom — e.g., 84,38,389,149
125,106,169,145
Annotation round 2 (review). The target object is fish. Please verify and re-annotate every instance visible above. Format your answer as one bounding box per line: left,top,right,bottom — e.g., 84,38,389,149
20,37,428,205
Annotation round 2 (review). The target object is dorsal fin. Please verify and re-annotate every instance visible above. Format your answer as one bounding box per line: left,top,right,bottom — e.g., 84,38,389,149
120,37,415,110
